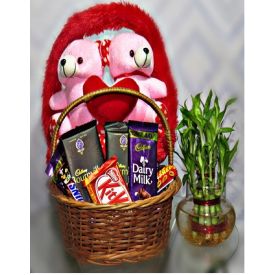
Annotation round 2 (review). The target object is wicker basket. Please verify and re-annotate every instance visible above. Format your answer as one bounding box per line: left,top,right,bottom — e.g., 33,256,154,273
49,87,181,265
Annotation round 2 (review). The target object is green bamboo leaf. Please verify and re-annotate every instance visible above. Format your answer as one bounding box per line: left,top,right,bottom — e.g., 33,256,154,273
176,120,185,130
223,151,230,171
204,90,213,115
219,127,234,133
211,113,217,132
197,150,204,169
218,139,226,160
174,150,185,163
179,141,188,154
181,127,194,138
192,93,203,118
228,140,239,164
205,127,212,144
180,100,189,112
219,135,232,175
214,96,220,115
226,122,236,141
184,154,192,170
205,108,214,121
182,174,188,186
218,98,237,125
217,110,225,125
224,97,237,111
182,108,202,127
184,99,188,109
182,118,190,127
206,127,215,145
179,140,188,152
220,135,229,147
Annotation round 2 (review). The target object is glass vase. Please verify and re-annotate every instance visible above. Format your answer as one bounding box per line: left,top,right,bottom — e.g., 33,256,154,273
176,184,236,246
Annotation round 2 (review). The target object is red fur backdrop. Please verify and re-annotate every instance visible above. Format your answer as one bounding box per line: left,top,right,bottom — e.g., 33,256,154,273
42,2,178,160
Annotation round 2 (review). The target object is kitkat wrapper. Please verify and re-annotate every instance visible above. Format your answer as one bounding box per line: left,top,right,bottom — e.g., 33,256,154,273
83,156,132,204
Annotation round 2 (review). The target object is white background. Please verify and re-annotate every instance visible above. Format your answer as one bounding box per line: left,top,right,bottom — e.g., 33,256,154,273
2,0,275,274
30,0,244,272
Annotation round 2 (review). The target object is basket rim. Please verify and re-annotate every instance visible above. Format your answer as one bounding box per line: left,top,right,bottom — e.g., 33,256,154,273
49,175,181,210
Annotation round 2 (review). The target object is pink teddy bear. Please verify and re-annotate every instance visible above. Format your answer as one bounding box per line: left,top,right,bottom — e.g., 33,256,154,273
49,39,103,135
108,32,167,122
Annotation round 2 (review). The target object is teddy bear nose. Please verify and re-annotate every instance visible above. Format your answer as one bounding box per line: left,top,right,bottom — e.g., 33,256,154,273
60,59,66,66
143,48,149,54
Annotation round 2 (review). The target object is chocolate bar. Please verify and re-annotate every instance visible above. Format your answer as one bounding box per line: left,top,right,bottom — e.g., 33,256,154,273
66,179,84,201
83,156,132,204
60,120,104,202
105,122,128,183
46,144,84,201
157,165,178,193
45,142,63,178
45,143,68,195
55,165,84,201
128,121,158,201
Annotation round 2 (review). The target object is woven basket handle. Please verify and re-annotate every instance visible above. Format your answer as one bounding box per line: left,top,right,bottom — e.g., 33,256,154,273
51,87,174,164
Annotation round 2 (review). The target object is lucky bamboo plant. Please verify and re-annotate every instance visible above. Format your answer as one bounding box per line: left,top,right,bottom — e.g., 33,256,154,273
176,90,238,197
176,90,238,236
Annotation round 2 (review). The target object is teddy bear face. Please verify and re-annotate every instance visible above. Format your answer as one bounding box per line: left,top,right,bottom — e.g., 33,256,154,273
109,33,154,78
58,39,103,83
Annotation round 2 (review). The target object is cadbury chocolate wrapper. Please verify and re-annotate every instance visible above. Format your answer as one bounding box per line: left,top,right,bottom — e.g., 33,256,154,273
128,121,158,201
105,122,129,183
157,165,178,194
45,143,69,195
46,143,84,201
45,142,63,178
60,120,104,202
83,156,132,204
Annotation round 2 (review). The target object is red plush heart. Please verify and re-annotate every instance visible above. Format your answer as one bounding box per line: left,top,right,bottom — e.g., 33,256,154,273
83,75,139,123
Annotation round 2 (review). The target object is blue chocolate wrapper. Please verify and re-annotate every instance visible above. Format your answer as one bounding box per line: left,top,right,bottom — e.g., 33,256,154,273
128,121,158,201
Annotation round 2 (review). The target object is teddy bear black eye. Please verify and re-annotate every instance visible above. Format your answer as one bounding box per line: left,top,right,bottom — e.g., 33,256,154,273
77,57,83,64
129,50,135,57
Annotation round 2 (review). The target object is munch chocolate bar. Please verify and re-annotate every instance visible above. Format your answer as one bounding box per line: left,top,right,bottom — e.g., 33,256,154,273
157,165,178,194
128,121,158,201
105,122,128,183
60,120,104,202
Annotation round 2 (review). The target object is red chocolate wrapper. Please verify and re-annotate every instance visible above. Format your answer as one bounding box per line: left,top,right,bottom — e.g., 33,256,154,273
157,165,178,193
83,156,132,204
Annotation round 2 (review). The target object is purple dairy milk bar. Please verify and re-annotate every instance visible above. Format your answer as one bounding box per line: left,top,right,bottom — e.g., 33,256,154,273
128,120,158,201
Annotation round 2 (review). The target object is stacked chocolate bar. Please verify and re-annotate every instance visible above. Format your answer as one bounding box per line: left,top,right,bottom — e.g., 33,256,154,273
46,120,177,204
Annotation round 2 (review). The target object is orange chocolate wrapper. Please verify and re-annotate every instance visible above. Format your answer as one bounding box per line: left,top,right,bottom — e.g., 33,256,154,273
157,165,178,193
83,156,132,204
